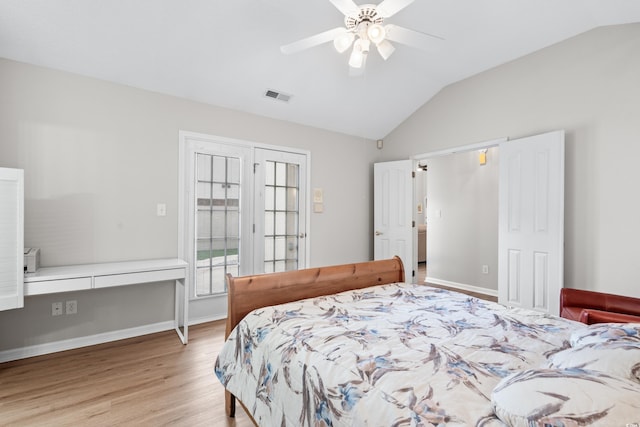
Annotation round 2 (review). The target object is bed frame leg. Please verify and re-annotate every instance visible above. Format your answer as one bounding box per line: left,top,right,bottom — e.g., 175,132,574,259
225,390,236,418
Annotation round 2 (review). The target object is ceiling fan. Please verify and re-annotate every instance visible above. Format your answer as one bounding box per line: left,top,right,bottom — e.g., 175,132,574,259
280,0,442,75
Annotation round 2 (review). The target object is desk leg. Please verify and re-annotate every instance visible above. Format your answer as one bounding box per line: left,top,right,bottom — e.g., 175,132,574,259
175,277,188,344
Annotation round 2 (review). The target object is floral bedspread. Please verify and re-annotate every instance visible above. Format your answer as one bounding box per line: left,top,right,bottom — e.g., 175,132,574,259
215,283,582,426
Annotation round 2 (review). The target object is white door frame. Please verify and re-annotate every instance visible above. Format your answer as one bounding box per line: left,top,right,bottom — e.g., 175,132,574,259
178,131,311,322
411,137,507,283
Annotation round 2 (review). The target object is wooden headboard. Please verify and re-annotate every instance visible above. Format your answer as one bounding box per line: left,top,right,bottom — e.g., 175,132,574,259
224,256,405,339
223,256,404,418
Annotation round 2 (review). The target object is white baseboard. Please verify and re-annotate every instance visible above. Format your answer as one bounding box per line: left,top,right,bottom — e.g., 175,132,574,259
189,313,226,326
425,276,498,298
0,321,175,363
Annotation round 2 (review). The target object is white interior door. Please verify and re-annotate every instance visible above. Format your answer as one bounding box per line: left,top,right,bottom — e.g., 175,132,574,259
498,130,564,315
374,160,413,280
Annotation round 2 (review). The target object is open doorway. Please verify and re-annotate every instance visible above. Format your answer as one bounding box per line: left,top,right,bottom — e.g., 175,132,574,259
412,139,504,297
410,131,564,314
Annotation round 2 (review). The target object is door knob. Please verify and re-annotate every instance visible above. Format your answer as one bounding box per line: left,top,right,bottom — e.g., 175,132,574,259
375,231,382,236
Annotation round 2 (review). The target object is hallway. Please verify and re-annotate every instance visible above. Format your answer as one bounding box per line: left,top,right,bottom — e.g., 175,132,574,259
417,262,497,302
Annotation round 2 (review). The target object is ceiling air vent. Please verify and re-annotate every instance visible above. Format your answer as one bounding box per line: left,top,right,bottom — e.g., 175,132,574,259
264,89,292,103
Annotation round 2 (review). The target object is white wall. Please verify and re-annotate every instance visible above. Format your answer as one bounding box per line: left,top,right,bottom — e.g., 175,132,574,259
382,23,640,298
425,148,499,291
0,58,377,352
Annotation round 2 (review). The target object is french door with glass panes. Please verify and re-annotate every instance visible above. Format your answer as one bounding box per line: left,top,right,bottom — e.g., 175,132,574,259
180,133,308,301
253,148,307,274
188,140,252,297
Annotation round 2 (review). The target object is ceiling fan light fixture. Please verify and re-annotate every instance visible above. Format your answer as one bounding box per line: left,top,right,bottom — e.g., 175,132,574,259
354,37,370,54
349,52,368,76
376,39,395,60
279,0,442,75
348,45,365,68
334,31,355,53
367,23,386,44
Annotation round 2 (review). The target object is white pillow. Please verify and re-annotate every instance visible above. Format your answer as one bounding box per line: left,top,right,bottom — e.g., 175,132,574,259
570,323,640,347
491,368,640,427
547,341,640,383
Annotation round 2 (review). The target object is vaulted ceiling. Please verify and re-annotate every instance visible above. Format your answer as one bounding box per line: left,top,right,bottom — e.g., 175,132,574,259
1,0,640,139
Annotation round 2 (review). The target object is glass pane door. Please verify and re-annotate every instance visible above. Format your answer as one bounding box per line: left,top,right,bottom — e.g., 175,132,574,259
195,153,242,296
255,149,307,273
180,134,307,307
263,160,299,273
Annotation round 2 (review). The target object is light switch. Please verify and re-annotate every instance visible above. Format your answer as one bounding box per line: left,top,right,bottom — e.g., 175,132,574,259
157,203,167,217
313,188,323,203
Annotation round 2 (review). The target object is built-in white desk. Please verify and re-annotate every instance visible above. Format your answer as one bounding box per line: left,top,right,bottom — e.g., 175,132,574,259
23,258,189,343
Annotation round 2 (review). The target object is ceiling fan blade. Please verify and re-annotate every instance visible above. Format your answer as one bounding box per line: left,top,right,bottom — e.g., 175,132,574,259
384,24,443,52
281,27,347,55
376,0,414,18
329,0,360,17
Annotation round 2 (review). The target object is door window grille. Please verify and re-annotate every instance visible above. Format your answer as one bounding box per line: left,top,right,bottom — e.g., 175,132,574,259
195,153,240,296
263,160,299,273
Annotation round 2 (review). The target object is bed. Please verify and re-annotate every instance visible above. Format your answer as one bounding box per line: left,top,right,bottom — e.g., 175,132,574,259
215,257,640,426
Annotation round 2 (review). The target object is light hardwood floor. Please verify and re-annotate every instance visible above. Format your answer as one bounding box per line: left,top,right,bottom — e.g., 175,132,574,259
0,321,254,427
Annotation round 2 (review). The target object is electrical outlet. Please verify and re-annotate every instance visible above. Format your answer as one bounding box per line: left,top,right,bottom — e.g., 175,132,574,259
65,300,77,315
52,302,63,316
482,265,489,274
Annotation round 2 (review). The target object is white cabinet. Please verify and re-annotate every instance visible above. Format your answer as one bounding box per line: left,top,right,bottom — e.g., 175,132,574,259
0,167,24,311
25,277,92,295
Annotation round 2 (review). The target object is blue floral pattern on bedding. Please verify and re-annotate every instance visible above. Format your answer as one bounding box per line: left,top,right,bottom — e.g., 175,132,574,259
215,283,583,426
569,322,640,347
491,368,640,427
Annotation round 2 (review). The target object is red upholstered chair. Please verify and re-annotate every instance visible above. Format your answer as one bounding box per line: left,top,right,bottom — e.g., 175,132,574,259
560,288,640,324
